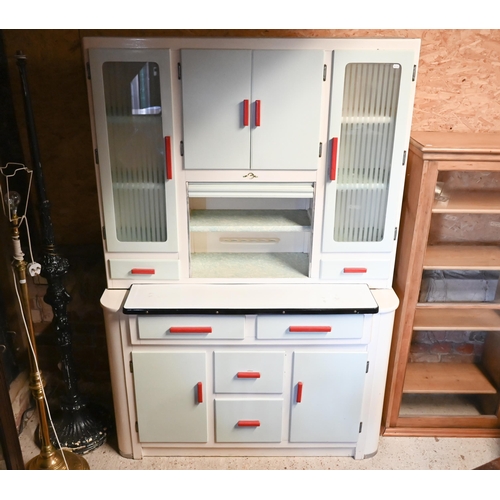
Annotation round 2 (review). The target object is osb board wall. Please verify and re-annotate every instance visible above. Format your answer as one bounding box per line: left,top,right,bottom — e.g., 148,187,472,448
2,29,500,247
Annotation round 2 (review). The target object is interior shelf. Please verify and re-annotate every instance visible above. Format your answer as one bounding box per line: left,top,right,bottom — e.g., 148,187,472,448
433,191,500,214
423,245,500,270
190,252,310,279
189,209,311,232
414,306,500,330
403,363,497,394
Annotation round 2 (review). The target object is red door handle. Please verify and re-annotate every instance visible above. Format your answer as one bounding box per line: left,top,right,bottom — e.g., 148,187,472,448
131,268,156,275
330,137,338,181
343,267,368,274
165,136,173,180
296,382,303,403
255,100,261,127
237,420,260,427
237,372,261,379
289,326,332,333
243,99,249,126
169,327,212,334
197,382,203,403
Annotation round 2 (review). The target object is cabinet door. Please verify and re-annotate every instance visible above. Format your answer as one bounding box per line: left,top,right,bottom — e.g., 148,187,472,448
89,49,178,253
290,351,367,443
181,49,252,170
251,50,324,170
131,352,207,443
322,50,416,253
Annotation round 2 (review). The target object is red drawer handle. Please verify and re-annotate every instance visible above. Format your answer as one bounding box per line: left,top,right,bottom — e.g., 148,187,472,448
343,268,368,274
297,382,303,403
237,372,261,379
289,326,332,333
131,268,155,275
169,327,212,334
255,100,261,127
197,382,203,403
165,136,173,180
330,137,338,181
237,420,260,427
243,99,249,126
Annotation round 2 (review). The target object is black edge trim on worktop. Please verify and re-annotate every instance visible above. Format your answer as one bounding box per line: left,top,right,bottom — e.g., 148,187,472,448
122,306,379,315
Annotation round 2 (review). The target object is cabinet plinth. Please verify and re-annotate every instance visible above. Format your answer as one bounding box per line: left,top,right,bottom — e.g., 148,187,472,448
383,132,500,437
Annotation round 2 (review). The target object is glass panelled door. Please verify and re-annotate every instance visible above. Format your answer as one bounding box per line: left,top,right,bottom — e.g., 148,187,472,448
89,49,177,252
322,50,416,253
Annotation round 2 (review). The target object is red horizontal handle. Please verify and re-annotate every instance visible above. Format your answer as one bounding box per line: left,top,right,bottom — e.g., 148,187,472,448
289,326,332,333
165,136,173,180
243,99,249,126
131,268,156,275
169,327,212,334
343,268,368,274
237,420,260,427
296,382,303,403
330,137,338,181
255,100,261,126
197,382,203,403
237,372,261,379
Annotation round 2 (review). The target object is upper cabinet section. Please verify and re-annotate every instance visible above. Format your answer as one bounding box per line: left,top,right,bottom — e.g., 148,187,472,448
180,49,325,170
88,49,178,253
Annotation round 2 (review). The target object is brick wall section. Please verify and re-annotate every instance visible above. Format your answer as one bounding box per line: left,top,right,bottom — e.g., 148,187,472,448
410,330,487,363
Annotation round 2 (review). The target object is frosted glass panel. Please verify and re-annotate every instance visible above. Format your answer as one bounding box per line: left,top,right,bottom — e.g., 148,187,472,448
103,62,167,242
334,63,401,242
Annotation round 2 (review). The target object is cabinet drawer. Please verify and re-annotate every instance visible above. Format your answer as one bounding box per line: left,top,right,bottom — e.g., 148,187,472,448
215,399,283,443
137,315,245,340
256,314,364,340
109,259,180,280
214,352,285,393
320,259,392,281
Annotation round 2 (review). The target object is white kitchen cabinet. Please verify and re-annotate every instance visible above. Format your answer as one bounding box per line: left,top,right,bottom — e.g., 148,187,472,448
180,48,324,171
83,37,419,460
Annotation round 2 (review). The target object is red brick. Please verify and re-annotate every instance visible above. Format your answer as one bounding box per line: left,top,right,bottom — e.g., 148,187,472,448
454,343,475,355
430,342,452,354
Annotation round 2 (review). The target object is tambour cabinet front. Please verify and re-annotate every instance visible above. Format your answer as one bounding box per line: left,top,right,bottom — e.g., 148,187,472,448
84,37,420,458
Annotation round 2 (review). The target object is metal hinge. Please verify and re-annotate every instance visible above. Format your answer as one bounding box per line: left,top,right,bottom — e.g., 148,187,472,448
102,226,106,241
412,65,417,82
180,141,184,156
402,150,407,165
323,64,327,81
178,63,182,80
86,62,91,80
135,421,139,433
366,361,370,373
319,142,323,157
394,227,398,241
359,422,363,433
129,360,133,373
94,148,99,165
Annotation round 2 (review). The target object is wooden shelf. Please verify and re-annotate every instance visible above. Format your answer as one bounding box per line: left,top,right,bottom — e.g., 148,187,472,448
414,306,500,331
403,363,497,394
433,191,500,214
423,245,500,270
189,209,311,232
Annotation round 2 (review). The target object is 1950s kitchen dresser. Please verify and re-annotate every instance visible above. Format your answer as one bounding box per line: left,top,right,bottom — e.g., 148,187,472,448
83,36,420,459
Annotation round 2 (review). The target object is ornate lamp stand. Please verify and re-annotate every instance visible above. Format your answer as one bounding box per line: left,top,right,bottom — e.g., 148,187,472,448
15,52,108,453
1,174,89,469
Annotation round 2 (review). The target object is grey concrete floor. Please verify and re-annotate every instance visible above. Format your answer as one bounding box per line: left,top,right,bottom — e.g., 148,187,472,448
17,411,500,470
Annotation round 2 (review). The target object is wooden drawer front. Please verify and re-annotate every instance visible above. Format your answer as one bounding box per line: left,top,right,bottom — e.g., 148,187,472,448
214,352,285,394
256,314,364,340
137,315,245,340
215,399,283,443
319,259,392,281
109,259,180,280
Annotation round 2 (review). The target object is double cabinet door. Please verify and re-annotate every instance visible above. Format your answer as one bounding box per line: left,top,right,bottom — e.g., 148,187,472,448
180,49,325,171
131,349,367,445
